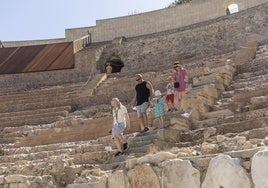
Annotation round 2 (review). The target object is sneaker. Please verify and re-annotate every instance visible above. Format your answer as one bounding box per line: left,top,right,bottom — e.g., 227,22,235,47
114,151,124,157
123,143,129,150
140,127,149,133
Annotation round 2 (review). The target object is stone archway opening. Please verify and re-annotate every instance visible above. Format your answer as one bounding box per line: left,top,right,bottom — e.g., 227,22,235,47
105,56,124,73
226,4,239,15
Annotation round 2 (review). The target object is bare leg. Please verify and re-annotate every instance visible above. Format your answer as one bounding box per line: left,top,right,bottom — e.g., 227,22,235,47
117,134,127,144
139,116,145,130
179,91,186,111
159,116,164,128
114,136,122,152
174,91,180,111
166,100,171,110
142,113,149,128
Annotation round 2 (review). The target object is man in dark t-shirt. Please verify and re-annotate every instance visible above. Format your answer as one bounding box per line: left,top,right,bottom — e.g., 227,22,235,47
130,74,154,133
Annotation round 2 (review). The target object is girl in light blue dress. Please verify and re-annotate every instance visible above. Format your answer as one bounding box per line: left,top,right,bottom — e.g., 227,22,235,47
152,90,165,129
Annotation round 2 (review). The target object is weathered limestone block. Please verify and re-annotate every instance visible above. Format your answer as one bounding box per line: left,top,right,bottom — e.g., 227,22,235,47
203,67,211,75
0,167,6,175
193,73,221,87
131,164,160,188
202,109,233,120
185,98,208,114
242,141,255,150
161,159,200,188
234,87,268,104
67,183,101,188
175,148,196,158
250,95,268,110
190,157,211,168
203,127,216,139
126,151,177,170
0,175,4,184
9,181,31,188
196,94,215,106
234,136,247,145
202,154,251,188
201,142,219,154
251,148,268,188
5,175,27,183
203,84,220,98
157,128,181,143
170,117,189,130
108,170,130,188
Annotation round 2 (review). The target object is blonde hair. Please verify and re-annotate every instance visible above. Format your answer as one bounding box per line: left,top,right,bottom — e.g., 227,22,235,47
111,98,122,109
167,76,173,81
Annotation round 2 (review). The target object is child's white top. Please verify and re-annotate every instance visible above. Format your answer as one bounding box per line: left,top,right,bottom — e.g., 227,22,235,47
166,83,174,95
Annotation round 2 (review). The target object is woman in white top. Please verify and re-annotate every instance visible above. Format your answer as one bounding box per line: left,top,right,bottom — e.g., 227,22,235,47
111,98,130,157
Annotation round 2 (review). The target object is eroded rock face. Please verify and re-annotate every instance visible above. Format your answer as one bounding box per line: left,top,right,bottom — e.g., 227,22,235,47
125,151,177,170
131,164,160,188
251,148,268,188
201,142,219,154
161,159,200,188
202,154,251,188
108,170,130,188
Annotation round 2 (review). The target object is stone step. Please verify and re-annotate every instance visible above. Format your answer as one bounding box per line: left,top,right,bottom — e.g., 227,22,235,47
1,115,90,135
0,109,68,123
127,144,152,154
232,77,268,90
234,74,268,84
250,95,268,110
0,148,77,164
0,92,67,104
0,106,71,118
202,109,234,120
235,70,268,80
233,86,268,103
0,96,79,113
0,85,81,102
129,139,154,148
0,93,71,107
67,183,99,188
236,127,268,140
128,132,159,143
182,147,265,163
72,151,113,164
221,90,234,98
2,141,104,156
216,117,268,135
0,144,122,165
98,161,125,171
196,107,268,128
0,111,68,128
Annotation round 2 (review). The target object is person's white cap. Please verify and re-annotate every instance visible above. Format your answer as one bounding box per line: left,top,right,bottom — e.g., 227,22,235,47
154,90,162,97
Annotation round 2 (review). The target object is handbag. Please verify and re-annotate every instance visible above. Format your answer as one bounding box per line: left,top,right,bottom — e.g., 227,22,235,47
174,82,180,88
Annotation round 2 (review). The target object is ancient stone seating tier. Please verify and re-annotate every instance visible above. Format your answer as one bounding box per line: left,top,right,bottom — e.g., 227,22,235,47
0,41,267,187
0,4,267,187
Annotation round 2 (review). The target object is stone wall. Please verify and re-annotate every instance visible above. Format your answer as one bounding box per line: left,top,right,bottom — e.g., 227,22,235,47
2,0,266,47
96,3,268,74
65,0,267,42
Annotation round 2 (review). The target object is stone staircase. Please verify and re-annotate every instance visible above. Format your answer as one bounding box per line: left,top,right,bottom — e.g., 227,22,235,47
0,46,267,187
0,6,267,186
